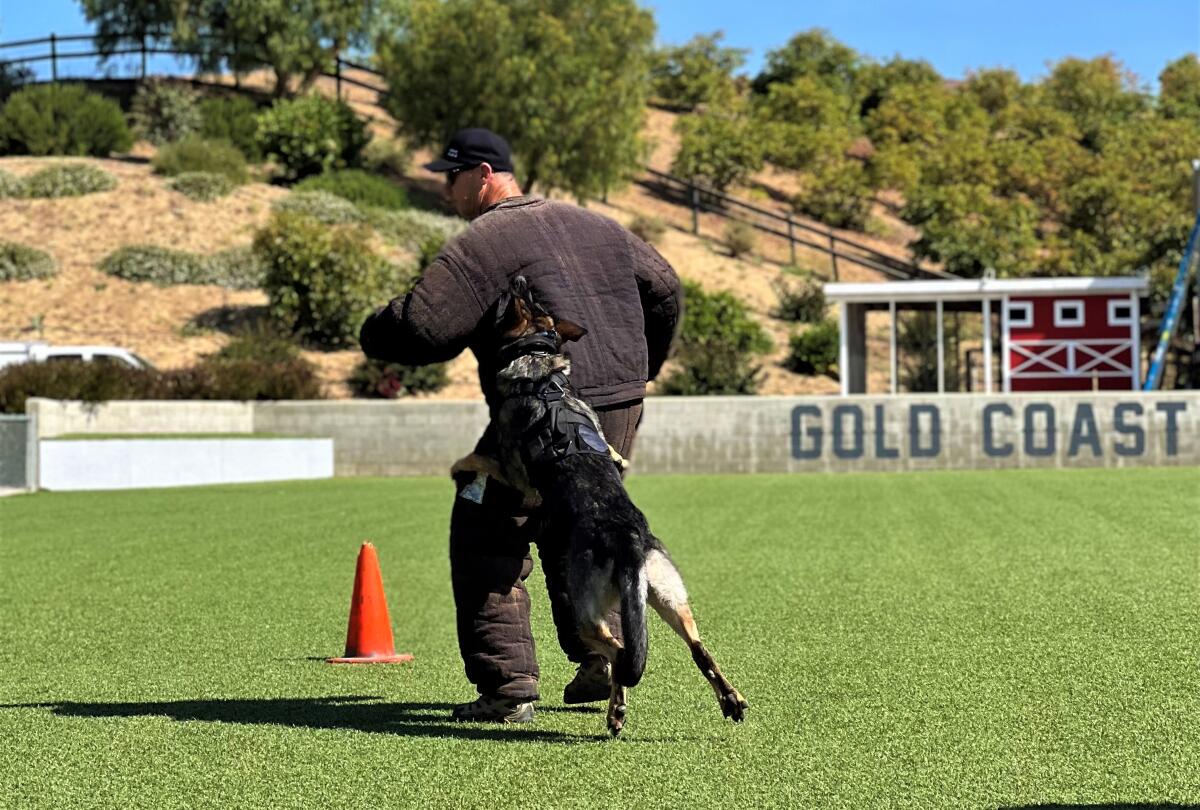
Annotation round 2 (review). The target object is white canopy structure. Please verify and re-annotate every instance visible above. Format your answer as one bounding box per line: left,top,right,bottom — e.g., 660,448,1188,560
824,277,1150,396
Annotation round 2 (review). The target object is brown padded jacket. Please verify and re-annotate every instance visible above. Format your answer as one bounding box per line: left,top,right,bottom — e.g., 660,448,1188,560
359,196,683,410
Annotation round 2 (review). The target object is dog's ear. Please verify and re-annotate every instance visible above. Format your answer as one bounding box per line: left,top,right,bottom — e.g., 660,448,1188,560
554,318,588,343
497,293,533,339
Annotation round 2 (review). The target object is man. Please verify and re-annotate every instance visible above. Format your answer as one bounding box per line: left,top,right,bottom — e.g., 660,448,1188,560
359,128,683,723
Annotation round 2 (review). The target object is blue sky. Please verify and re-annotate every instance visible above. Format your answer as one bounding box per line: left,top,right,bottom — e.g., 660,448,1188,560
3,0,1198,89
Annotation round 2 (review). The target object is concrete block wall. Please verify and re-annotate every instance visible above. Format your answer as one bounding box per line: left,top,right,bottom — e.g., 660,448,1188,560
27,398,254,437
254,400,488,477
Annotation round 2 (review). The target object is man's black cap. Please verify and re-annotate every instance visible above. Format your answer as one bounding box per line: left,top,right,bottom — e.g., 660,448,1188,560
424,128,514,174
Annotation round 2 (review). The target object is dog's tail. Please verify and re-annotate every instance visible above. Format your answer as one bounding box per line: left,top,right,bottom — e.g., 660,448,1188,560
614,565,648,687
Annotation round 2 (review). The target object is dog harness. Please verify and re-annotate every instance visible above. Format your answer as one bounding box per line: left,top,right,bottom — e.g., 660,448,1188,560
500,331,612,468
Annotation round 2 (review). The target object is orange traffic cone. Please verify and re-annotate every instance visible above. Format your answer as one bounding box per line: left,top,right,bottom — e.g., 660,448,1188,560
327,542,413,664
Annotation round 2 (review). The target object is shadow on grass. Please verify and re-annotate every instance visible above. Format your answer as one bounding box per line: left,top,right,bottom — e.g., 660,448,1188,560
4,696,600,744
999,804,1200,809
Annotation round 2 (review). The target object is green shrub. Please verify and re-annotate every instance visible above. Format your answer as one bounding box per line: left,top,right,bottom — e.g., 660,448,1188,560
0,360,156,413
349,358,449,398
256,211,393,348
724,220,757,258
272,191,365,225
657,281,772,395
0,84,133,157
0,242,56,281
294,169,408,210
24,163,116,198
0,169,26,198
792,158,875,230
256,94,369,181
130,80,201,145
100,246,207,285
771,276,826,323
100,244,265,289
629,214,667,245
363,207,465,253
361,138,411,176
169,171,235,202
165,357,323,400
0,353,322,412
152,136,248,183
198,95,262,160
201,246,265,290
209,323,302,364
785,319,839,376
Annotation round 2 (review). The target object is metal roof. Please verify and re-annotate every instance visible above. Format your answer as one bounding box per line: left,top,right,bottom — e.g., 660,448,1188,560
824,277,1149,304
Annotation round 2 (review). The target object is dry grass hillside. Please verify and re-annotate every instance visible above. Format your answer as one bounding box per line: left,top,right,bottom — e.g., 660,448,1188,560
0,77,910,399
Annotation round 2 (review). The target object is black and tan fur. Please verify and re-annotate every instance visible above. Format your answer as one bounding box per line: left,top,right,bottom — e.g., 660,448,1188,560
456,276,747,736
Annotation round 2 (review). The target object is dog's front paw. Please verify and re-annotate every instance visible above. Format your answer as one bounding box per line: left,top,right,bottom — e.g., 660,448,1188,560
720,690,748,722
607,703,626,737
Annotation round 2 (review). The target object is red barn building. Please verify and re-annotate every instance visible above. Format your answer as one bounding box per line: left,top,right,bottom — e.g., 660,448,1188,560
825,277,1148,394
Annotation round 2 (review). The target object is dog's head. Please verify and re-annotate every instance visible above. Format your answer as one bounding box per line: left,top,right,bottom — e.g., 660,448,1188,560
494,275,587,359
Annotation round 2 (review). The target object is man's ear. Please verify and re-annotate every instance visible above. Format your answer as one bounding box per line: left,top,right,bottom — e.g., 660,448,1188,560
555,318,588,343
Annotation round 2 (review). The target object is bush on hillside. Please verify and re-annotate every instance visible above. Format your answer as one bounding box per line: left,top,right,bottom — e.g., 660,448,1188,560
349,358,449,398
363,207,465,255
656,281,772,395
201,246,266,290
23,163,116,198
168,171,235,202
100,246,208,285
256,95,369,181
152,136,248,184
0,169,26,197
272,191,365,225
784,319,839,376
724,220,757,258
0,84,132,157
130,80,201,145
0,242,56,281
198,96,262,161
771,276,826,322
295,169,408,210
209,323,303,365
361,138,411,176
255,211,392,348
100,244,265,290
629,214,667,245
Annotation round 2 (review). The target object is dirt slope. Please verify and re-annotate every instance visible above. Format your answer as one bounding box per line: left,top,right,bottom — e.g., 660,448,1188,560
1,83,909,399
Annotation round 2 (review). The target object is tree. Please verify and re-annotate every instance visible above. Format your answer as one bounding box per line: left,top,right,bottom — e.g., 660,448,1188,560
751,29,861,98
378,0,654,198
1158,54,1200,122
754,76,858,171
671,100,764,191
649,31,746,111
854,56,942,118
1039,56,1149,150
79,0,379,97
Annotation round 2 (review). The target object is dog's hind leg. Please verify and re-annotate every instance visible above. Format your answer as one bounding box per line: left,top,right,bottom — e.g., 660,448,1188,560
645,550,748,722
578,621,628,737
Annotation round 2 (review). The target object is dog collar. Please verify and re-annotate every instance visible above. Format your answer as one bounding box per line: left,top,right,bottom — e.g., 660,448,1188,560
497,330,559,368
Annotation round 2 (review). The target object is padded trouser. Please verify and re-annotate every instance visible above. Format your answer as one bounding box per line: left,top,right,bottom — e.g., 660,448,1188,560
449,401,642,701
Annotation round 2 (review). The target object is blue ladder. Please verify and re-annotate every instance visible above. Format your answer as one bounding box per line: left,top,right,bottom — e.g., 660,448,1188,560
1143,211,1200,390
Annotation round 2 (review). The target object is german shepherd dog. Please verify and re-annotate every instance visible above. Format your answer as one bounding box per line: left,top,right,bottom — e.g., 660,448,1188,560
456,276,748,736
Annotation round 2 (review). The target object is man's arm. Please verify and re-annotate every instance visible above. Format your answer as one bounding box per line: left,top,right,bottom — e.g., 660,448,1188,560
359,254,486,365
634,244,684,382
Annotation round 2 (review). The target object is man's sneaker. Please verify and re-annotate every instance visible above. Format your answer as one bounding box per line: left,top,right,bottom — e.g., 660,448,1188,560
563,657,612,705
451,695,535,723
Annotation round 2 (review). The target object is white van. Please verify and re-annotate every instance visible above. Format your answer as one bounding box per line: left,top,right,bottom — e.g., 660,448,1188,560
0,342,153,371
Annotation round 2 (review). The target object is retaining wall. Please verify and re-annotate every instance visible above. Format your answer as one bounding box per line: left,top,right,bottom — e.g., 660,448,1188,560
26,392,1200,477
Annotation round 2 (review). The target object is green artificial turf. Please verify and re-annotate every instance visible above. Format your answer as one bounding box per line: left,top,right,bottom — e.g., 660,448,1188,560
0,468,1197,809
